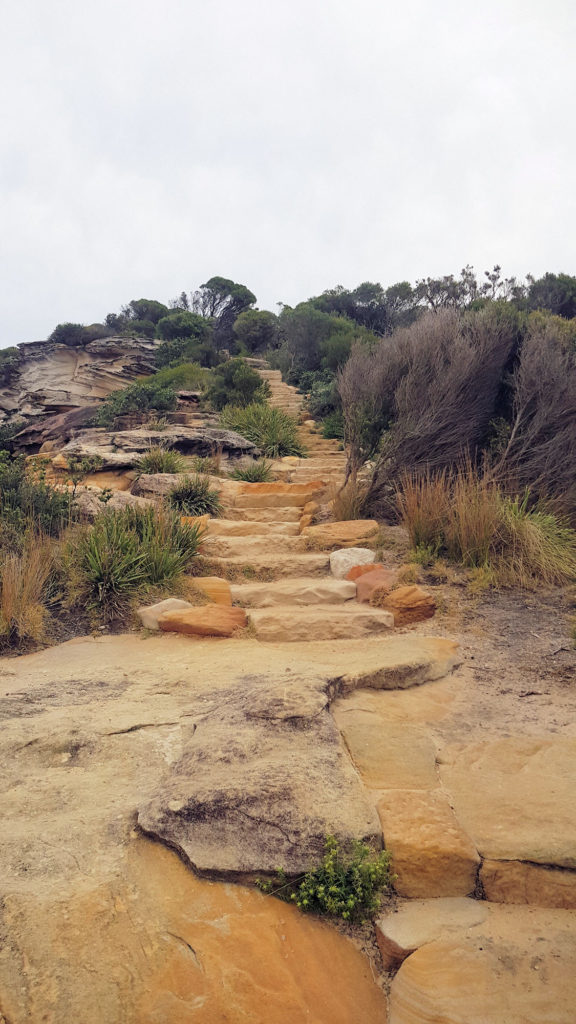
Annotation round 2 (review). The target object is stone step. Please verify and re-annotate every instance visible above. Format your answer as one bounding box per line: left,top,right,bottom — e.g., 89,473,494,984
223,506,302,523
201,534,305,558
208,553,331,578
231,577,357,607
233,484,326,509
248,605,394,642
206,519,300,538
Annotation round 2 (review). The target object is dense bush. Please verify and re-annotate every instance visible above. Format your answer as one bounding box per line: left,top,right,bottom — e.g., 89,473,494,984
257,836,393,922
93,362,207,427
0,538,55,650
48,322,86,346
206,359,270,411
220,403,305,458
0,347,22,383
155,336,218,369
156,311,209,341
66,506,204,616
166,474,224,517
233,309,279,353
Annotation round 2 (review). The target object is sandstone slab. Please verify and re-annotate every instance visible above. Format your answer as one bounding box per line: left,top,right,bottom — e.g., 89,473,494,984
137,597,194,630
208,552,331,577
302,519,379,549
439,737,576,868
377,789,481,898
158,606,247,637
389,903,576,1024
330,547,376,579
231,577,357,607
249,605,394,642
201,533,304,558
379,585,436,625
335,717,438,790
191,576,232,606
376,897,489,970
206,518,299,537
480,859,576,909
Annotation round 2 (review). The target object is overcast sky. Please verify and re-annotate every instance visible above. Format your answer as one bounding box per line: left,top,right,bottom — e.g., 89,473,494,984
1,0,575,347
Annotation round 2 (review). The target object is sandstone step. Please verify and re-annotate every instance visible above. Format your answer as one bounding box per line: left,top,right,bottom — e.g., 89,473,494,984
201,534,305,558
206,519,300,538
231,577,357,607
234,486,326,509
223,506,302,523
248,605,394,642
208,553,331,577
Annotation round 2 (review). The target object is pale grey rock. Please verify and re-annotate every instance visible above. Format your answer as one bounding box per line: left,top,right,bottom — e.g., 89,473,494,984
330,547,376,579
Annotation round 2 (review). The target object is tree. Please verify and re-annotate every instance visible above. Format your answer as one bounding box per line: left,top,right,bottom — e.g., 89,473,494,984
233,309,279,353
311,281,421,335
192,277,256,349
125,298,169,324
156,311,211,342
527,272,576,319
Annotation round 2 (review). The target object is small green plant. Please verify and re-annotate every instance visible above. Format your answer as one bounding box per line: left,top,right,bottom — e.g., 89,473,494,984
322,410,345,440
146,417,169,432
66,454,104,497
229,460,274,482
136,446,186,474
190,450,224,476
256,835,393,922
206,358,270,411
220,403,305,458
167,473,224,517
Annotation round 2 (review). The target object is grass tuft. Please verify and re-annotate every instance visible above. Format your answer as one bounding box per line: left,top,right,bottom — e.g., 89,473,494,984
220,403,305,458
166,474,224,518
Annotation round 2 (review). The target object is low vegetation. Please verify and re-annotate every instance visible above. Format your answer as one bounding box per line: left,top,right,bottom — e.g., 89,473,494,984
229,460,274,482
136,446,186,474
396,467,576,586
220,403,305,458
257,836,393,922
166,473,224,517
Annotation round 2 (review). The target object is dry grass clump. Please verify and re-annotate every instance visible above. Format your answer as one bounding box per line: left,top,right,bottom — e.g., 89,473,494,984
0,537,54,648
136,446,186,474
330,479,368,521
396,466,576,588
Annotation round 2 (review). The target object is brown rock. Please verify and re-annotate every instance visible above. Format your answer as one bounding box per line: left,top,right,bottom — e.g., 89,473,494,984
345,562,385,582
180,513,210,536
303,499,319,515
301,519,379,549
379,584,436,625
299,514,314,532
158,606,247,637
377,789,481,898
480,859,576,909
335,716,438,790
137,597,194,630
356,568,399,602
192,576,232,606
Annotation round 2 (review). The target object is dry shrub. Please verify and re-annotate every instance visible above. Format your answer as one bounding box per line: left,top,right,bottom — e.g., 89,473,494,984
444,466,501,567
396,469,451,553
0,537,54,647
330,479,368,521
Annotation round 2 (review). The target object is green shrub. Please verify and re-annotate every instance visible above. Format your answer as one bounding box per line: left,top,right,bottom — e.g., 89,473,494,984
151,362,208,390
66,506,203,616
229,460,274,482
0,347,22,383
206,359,270,411
0,454,73,550
156,311,209,341
322,410,344,439
167,474,224,517
257,836,393,922
48,322,86,346
136,447,186,474
94,380,177,426
155,336,217,369
220,403,305,458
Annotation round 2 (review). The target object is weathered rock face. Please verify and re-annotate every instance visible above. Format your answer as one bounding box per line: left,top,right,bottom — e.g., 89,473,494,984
57,425,257,468
0,336,158,424
377,584,436,625
301,519,380,549
158,605,247,637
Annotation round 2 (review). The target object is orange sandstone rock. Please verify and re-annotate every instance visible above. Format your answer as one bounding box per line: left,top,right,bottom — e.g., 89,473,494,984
301,519,379,549
192,576,232,606
158,606,246,637
356,568,399,602
345,562,385,582
380,585,436,625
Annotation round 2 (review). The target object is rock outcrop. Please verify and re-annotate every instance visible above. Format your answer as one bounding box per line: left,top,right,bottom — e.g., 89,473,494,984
0,336,159,424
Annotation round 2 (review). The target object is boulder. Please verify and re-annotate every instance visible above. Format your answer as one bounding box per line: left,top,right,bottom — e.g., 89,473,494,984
191,576,232,606
378,584,436,625
345,562,385,581
356,568,399,602
57,426,258,469
249,606,394,642
377,789,481,898
158,606,247,638
299,514,314,532
137,597,194,630
180,513,210,538
301,520,379,549
330,547,376,579
74,487,153,519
